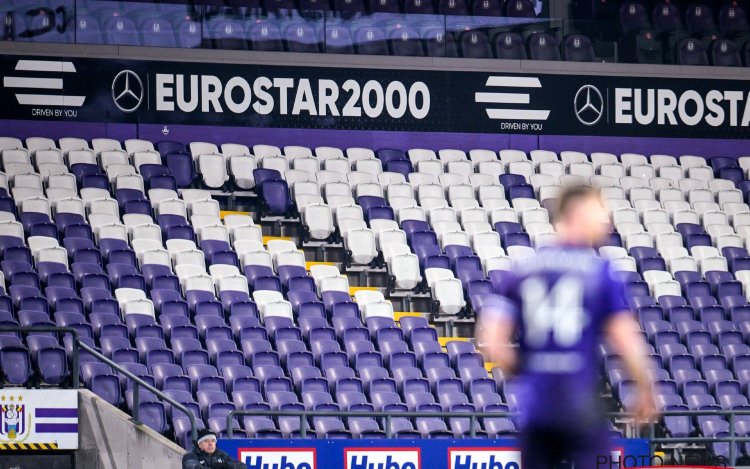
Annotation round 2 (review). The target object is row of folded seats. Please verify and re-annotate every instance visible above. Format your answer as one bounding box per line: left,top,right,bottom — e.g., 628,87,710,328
252,146,750,316
251,148,548,317
3,0,541,46
618,1,750,64
0,237,517,444
0,136,257,191
622,30,750,65
620,1,750,41
605,277,750,457
66,11,592,61
3,1,592,61
0,135,520,444
9,0,541,20
4,135,750,452
7,137,750,321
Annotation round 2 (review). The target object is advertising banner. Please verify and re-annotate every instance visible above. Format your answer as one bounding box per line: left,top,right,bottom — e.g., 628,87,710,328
218,438,652,469
1,55,750,139
0,389,78,450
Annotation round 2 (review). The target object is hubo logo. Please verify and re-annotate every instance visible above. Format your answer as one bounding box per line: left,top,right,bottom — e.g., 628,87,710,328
112,70,144,113
448,448,522,469
239,448,316,469
574,84,604,126
475,76,550,131
2,59,85,109
345,448,420,469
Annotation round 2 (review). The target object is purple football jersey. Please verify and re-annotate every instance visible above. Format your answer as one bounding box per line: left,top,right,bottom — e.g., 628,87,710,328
494,246,629,427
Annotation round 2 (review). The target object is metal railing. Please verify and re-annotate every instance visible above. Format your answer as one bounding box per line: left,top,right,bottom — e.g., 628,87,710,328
227,409,503,439
0,326,197,444
0,326,81,388
647,408,750,466
4,324,749,463
228,408,750,466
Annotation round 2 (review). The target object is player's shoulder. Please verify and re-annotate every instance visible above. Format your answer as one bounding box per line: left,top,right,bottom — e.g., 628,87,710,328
513,246,605,275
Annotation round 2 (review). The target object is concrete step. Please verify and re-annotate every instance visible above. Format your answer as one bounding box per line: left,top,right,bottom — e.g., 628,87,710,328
438,336,471,346
348,286,382,296
394,311,427,321
219,210,252,219
304,261,337,270
262,235,294,245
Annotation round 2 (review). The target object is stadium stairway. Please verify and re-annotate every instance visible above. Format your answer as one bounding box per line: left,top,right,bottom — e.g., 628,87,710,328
76,388,184,468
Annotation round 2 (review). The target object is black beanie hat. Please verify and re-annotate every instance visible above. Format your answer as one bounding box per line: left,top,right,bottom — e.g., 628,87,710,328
196,428,217,445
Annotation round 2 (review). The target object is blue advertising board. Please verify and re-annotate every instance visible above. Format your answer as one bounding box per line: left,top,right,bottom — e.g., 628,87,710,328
218,438,651,469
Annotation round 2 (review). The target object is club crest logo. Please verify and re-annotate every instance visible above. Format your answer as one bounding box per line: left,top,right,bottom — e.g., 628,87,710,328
1,394,30,443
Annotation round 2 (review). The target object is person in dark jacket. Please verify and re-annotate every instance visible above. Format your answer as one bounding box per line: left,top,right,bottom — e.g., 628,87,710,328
182,428,245,469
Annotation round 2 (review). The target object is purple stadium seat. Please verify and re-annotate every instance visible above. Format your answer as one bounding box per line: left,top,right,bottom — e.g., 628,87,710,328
710,39,741,67
459,31,492,58
685,3,717,36
424,29,458,58
563,34,595,62
388,27,424,57
249,23,283,52
494,32,526,60
719,4,749,37
471,0,501,15
164,151,195,187
355,27,388,56
333,0,362,16
437,0,468,14
677,38,709,66
620,1,650,34
325,26,355,54
527,32,561,61
503,0,535,17
141,19,176,48
208,19,248,50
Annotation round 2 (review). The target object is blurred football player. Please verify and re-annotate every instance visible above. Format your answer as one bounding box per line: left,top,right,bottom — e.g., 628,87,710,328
478,185,657,469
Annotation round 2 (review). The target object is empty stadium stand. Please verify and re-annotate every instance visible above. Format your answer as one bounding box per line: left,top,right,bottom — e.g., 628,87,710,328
4,0,750,66
2,134,750,462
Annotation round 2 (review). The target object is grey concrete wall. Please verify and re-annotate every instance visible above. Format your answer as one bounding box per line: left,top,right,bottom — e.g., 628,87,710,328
76,389,186,469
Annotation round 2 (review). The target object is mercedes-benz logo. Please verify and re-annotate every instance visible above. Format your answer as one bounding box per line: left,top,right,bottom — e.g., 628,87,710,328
573,84,604,126
111,70,143,113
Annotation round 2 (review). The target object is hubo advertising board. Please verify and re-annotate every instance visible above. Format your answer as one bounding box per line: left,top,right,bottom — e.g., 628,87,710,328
218,438,658,469
1,55,750,139
0,389,78,450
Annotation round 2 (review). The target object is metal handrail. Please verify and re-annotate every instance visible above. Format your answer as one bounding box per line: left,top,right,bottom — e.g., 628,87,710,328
227,408,750,465
646,408,750,465
4,324,746,463
0,326,198,444
0,326,81,388
226,409,514,439
76,340,198,443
